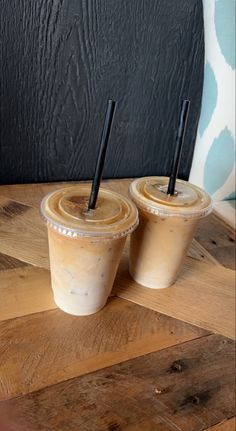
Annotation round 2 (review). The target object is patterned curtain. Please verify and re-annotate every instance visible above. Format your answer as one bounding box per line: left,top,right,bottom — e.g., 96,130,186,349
190,0,235,203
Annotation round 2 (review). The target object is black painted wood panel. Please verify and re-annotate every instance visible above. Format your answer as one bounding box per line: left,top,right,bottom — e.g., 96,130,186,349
0,0,204,184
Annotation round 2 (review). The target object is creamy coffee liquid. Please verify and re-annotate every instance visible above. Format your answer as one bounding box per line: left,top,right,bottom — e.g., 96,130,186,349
41,186,138,315
129,177,212,289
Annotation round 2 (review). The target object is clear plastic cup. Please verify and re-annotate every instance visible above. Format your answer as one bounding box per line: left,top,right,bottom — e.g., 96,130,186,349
40,185,138,315
129,177,212,288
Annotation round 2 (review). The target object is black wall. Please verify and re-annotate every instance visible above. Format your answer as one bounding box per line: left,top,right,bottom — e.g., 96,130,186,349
0,0,204,185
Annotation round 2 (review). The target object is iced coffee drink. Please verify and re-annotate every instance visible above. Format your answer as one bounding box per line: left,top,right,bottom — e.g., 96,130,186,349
129,177,212,288
41,185,138,315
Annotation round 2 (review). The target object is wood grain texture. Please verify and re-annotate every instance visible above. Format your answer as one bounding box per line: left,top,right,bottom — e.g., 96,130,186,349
0,179,132,208
204,418,236,431
0,0,203,184
115,257,235,339
0,195,49,269
0,335,234,431
0,297,208,400
0,180,234,430
0,252,29,271
188,239,219,266
196,214,236,270
0,267,54,321
0,182,69,208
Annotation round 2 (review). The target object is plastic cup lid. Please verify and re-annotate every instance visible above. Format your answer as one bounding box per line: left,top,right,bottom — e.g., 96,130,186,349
40,185,139,239
129,177,212,218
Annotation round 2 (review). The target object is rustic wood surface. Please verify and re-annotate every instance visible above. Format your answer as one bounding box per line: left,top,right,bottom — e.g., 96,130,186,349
207,417,236,431
196,213,236,271
205,417,236,431
0,179,132,207
0,335,234,431
0,195,49,269
0,267,54,321
0,181,233,338
0,252,29,271
0,298,208,401
115,256,235,339
0,179,235,430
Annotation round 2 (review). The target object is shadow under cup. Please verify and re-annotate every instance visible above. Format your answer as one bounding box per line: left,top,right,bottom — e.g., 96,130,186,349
129,177,212,289
40,186,138,316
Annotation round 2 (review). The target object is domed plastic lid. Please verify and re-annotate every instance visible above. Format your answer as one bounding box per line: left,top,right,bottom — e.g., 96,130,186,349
40,185,139,239
129,177,212,218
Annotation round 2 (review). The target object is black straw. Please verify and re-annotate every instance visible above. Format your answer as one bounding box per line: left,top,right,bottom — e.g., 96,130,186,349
167,99,190,196
88,99,116,210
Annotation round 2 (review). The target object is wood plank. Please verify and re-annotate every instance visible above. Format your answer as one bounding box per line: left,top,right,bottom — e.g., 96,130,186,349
0,195,49,269
213,209,236,234
114,256,235,339
0,182,77,208
0,179,132,208
0,267,54,321
0,335,234,431
186,238,218,265
0,266,116,322
204,417,236,431
0,252,29,271
196,213,235,270
214,201,236,231
0,297,208,400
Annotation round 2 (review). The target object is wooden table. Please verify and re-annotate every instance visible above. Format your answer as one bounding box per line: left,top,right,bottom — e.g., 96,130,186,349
0,179,235,431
